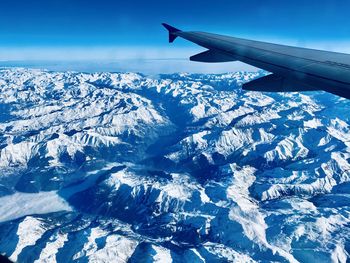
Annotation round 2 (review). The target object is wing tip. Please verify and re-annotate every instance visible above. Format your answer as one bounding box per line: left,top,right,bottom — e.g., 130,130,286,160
162,23,181,43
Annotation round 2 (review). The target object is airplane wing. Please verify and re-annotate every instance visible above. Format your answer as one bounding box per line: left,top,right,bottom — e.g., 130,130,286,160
162,23,350,99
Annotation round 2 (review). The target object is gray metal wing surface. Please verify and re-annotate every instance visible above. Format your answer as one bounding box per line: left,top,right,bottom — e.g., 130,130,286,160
162,23,350,99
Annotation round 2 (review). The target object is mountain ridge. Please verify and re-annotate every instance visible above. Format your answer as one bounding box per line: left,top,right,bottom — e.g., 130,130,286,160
0,68,349,262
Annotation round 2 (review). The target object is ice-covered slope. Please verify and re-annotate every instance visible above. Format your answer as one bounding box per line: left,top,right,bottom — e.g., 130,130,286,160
0,68,350,262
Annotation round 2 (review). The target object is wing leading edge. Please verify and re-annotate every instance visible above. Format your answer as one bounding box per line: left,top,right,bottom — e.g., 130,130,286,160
162,23,350,99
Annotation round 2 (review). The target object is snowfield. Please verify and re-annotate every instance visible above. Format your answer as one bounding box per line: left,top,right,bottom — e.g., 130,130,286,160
0,68,350,262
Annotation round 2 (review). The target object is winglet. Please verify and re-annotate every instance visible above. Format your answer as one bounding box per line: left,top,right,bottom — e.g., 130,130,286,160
162,23,181,43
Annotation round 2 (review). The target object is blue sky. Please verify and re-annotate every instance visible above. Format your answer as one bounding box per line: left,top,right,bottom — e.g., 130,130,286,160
1,0,350,72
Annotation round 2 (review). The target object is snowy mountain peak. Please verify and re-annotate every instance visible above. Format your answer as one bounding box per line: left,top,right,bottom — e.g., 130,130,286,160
0,68,350,262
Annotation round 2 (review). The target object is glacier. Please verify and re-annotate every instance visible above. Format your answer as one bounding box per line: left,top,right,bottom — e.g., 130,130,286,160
0,68,349,262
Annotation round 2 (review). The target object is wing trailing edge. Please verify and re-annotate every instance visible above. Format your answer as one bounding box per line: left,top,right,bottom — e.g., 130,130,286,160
243,74,319,92
190,50,237,63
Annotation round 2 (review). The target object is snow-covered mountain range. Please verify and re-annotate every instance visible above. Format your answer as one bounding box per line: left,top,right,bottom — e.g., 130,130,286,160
0,68,349,262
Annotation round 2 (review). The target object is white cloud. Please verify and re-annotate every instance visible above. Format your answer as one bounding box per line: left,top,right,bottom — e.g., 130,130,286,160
1,40,350,74
0,46,199,61
0,46,258,73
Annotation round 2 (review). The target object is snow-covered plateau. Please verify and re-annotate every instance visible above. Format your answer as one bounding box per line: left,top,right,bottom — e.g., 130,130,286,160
0,68,349,262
